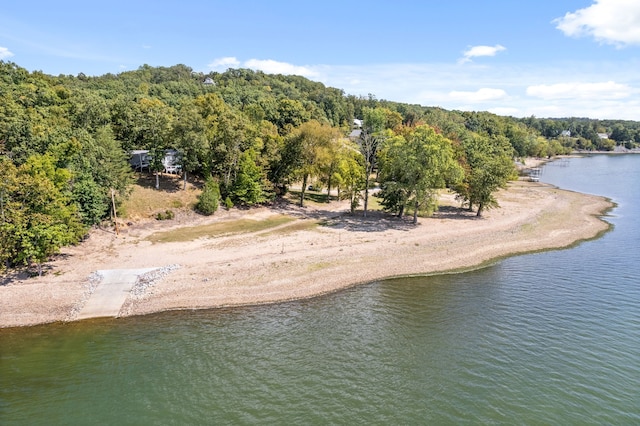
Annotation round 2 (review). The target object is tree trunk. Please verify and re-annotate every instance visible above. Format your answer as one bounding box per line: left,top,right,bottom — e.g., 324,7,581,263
300,174,308,207
326,175,332,203
363,172,370,217
183,170,187,190
476,202,484,217
155,171,160,190
413,200,419,224
111,189,119,236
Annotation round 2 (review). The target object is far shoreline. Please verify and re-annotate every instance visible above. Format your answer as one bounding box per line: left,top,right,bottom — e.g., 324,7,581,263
0,173,614,329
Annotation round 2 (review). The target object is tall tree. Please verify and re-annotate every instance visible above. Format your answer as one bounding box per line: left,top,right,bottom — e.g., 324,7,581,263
172,101,207,189
136,98,173,189
1,155,86,274
454,133,516,216
335,143,366,213
379,125,462,223
286,120,339,207
359,106,388,217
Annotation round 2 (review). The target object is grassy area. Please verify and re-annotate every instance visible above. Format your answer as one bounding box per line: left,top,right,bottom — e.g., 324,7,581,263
259,219,319,237
287,189,333,206
147,215,295,243
120,174,201,220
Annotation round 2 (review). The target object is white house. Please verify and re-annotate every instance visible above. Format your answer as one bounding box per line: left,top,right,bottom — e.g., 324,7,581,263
162,149,181,174
130,149,181,174
130,150,151,171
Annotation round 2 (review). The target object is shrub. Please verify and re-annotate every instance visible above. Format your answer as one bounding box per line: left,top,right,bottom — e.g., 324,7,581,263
155,210,175,220
196,177,220,215
224,196,234,210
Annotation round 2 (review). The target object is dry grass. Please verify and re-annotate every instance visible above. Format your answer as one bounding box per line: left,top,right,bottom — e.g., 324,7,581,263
147,215,295,243
259,219,320,237
121,174,201,220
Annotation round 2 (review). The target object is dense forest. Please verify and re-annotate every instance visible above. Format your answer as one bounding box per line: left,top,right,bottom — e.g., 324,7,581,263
1,61,639,272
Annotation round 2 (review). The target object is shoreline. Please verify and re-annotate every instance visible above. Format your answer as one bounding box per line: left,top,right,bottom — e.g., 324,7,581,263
0,179,614,329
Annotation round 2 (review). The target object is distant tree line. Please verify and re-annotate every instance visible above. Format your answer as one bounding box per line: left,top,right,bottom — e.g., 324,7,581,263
1,61,638,272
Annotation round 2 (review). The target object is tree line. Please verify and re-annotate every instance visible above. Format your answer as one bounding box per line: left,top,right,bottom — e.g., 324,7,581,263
1,61,638,273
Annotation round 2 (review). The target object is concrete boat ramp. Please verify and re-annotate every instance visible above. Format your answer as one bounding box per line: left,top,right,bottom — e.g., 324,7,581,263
76,268,158,320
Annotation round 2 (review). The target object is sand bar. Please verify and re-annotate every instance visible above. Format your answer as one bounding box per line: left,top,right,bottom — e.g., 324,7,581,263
0,179,613,328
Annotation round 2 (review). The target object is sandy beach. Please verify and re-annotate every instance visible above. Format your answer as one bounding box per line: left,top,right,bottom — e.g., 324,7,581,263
0,177,613,329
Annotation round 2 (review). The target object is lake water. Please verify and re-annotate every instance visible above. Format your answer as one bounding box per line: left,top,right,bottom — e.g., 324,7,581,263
1,155,639,424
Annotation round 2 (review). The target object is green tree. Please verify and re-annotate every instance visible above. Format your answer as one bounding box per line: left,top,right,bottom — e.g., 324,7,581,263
455,133,516,217
274,98,311,134
335,143,366,213
172,101,207,189
136,98,173,189
379,125,462,223
229,149,267,205
196,177,220,215
1,155,86,274
358,107,391,217
286,120,338,207
194,93,255,195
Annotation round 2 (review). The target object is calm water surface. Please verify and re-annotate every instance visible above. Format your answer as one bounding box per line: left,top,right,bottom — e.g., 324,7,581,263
1,155,639,424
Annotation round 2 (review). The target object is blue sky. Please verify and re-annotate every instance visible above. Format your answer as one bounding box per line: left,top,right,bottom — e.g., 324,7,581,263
2,0,640,120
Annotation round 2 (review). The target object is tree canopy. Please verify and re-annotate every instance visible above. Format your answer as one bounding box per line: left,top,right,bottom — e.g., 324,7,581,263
1,60,637,273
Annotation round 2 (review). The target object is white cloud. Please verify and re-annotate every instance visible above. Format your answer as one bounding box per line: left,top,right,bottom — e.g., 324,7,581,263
0,46,14,59
208,56,241,71
554,0,640,46
207,57,318,78
526,81,632,100
449,88,508,102
459,44,506,63
488,107,520,116
244,59,318,78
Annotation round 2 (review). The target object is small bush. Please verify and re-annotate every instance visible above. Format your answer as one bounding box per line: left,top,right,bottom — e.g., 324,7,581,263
196,177,220,215
224,196,234,210
155,210,175,220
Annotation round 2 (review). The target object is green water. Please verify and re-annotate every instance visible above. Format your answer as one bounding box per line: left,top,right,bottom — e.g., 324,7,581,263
1,155,639,424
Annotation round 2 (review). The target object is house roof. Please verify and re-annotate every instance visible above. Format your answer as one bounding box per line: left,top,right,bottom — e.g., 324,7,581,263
349,129,362,139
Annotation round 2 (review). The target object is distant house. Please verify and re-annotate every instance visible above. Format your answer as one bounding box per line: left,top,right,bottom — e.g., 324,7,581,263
349,129,362,139
162,149,181,174
598,133,609,139
349,118,363,139
203,77,215,85
130,150,151,171
130,149,181,174
561,130,571,137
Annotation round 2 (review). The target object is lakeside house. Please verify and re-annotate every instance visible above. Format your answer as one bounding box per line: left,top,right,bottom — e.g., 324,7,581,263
130,150,151,171
349,118,363,139
130,149,181,174
162,149,181,174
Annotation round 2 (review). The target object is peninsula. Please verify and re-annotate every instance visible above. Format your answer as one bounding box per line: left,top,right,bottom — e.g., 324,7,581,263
0,178,612,328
